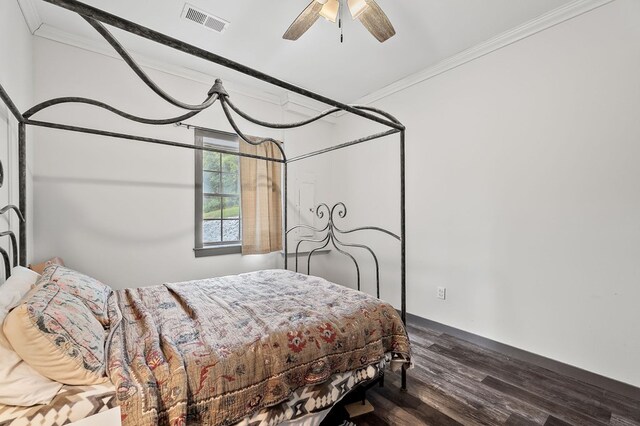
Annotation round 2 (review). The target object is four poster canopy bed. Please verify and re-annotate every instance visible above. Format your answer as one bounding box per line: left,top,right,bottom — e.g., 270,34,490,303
0,0,410,425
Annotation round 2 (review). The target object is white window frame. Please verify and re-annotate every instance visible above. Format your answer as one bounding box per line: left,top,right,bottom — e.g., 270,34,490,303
194,128,242,257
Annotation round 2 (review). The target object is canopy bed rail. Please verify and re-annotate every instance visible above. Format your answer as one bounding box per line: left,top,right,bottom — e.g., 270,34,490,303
39,0,404,131
0,0,408,390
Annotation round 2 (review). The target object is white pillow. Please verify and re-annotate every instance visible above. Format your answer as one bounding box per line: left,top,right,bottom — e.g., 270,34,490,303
0,266,41,311
0,266,63,406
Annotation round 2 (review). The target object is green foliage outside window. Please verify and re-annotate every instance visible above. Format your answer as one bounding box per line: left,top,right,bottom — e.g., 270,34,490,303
201,143,241,243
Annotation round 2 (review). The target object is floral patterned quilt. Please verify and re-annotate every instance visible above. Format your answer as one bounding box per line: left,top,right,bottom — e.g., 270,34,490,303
107,270,410,426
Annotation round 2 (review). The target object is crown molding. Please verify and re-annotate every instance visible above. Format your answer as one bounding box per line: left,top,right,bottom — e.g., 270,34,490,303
17,0,43,34
352,0,616,108
280,93,338,125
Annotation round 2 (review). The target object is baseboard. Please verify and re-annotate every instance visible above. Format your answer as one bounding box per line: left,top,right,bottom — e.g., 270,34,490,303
406,313,640,401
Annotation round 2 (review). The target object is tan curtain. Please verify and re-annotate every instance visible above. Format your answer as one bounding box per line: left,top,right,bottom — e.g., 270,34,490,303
240,137,283,255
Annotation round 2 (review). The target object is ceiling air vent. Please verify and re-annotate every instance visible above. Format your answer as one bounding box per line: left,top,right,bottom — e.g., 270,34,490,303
181,4,229,33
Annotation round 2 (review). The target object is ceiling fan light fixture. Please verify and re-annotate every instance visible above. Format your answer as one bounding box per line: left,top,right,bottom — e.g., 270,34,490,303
282,0,394,43
319,0,339,23
347,0,368,19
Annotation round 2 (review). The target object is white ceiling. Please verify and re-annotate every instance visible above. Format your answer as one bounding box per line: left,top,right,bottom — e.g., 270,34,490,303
32,0,572,103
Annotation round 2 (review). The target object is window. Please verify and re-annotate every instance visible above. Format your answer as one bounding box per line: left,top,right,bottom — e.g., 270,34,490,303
194,128,242,256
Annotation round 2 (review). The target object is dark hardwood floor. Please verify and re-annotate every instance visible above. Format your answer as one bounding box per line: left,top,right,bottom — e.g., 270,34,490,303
346,319,640,425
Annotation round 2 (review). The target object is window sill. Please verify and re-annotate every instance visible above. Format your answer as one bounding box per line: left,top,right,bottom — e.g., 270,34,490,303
194,245,242,257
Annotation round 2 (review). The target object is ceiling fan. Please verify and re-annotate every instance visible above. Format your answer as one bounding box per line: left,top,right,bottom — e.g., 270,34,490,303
283,0,396,43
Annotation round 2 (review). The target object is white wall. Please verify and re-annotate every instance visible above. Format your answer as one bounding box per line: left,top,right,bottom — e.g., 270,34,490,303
32,38,337,289
329,0,640,387
0,0,34,269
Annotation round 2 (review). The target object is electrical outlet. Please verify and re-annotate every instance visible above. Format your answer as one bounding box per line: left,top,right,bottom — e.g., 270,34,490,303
437,287,446,300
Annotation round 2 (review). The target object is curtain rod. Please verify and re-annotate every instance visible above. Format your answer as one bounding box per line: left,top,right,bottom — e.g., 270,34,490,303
175,122,237,139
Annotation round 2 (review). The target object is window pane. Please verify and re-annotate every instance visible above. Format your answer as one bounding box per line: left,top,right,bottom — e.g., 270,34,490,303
203,196,222,219
221,153,239,173
203,151,221,171
203,171,221,194
203,220,221,243
196,130,242,251
223,197,240,219
222,172,239,194
223,220,240,242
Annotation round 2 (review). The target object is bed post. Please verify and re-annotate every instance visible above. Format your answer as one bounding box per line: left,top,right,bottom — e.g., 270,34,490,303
0,84,24,124
283,161,288,270
400,129,407,391
0,83,26,266
18,122,27,267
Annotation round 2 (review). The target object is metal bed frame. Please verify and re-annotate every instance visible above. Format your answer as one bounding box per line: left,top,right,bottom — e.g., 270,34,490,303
0,0,407,390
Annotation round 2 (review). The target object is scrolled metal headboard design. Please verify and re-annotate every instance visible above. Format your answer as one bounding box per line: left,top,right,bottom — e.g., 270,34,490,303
286,202,399,298
0,205,25,279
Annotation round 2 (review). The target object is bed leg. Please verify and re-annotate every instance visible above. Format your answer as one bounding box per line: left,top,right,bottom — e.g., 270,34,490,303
379,372,385,388
401,366,407,391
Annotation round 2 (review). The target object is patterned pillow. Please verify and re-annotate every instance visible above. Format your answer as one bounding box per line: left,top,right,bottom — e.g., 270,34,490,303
38,265,112,326
2,282,108,385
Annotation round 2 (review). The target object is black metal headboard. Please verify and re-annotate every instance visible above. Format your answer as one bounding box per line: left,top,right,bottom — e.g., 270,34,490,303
286,202,399,298
0,205,25,279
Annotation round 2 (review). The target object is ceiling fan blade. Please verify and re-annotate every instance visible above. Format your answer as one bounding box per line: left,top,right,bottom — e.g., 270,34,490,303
359,0,396,43
283,1,324,41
